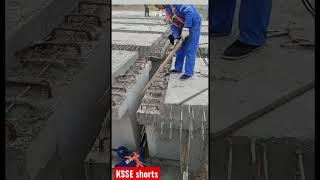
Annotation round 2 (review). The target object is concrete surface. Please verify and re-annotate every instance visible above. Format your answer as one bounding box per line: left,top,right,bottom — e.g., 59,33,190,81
164,57,208,129
5,0,81,71
84,112,111,180
145,125,181,160
201,25,209,34
112,50,138,82
112,61,151,120
112,32,162,46
210,0,314,179
202,21,208,26
112,23,170,34
210,0,315,139
199,35,208,49
112,32,163,58
112,61,151,149
112,10,161,19
6,2,111,180
112,113,141,150
5,115,57,180
112,18,163,25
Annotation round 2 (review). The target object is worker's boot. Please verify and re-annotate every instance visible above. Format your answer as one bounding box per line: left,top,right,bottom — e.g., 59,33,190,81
221,40,263,60
180,74,191,80
170,69,180,74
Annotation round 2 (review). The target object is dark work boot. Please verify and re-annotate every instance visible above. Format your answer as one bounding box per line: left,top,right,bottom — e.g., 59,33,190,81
222,40,263,60
180,74,191,80
170,69,180,74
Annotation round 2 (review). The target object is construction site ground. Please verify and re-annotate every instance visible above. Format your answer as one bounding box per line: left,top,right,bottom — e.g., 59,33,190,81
210,0,314,179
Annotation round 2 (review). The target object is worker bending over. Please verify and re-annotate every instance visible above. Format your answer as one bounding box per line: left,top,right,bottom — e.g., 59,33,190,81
114,146,146,167
156,5,202,80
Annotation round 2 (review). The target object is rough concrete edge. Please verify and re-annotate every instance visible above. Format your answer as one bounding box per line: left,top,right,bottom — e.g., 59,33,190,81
6,0,81,70
112,51,139,83
112,61,151,120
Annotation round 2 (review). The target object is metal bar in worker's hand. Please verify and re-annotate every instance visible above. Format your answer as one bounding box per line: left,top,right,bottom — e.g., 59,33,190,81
160,39,171,59
142,38,184,94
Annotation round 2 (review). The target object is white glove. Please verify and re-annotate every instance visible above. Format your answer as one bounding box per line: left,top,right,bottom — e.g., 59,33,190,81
174,39,179,46
181,28,190,40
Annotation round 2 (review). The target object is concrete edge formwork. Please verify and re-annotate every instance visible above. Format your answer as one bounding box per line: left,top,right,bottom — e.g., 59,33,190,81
112,58,151,120
112,50,139,83
5,114,57,180
136,61,172,158
111,21,161,26
52,9,110,178
84,111,111,180
5,0,84,71
112,32,164,58
5,2,111,180
111,23,171,37
112,29,171,37
112,59,152,149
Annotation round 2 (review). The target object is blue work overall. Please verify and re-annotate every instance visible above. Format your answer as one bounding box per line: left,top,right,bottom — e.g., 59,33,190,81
165,5,202,77
114,151,145,167
210,0,272,46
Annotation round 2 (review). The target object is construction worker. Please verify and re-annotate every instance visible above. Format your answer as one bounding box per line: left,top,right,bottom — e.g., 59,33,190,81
155,5,202,80
210,0,272,60
114,146,146,167
144,4,150,17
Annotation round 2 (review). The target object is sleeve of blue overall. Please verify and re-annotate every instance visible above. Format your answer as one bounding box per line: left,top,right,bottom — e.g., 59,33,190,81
176,5,194,28
115,158,129,167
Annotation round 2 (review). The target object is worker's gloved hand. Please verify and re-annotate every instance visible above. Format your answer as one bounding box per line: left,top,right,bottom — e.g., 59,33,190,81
174,39,179,46
181,28,190,40
168,34,175,45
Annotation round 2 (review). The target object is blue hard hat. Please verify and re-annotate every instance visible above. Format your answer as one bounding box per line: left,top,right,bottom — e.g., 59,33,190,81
116,146,129,158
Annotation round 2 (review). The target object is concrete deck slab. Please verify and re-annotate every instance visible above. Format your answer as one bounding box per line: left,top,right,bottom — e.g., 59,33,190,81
112,10,160,19
201,25,208,34
202,21,208,26
163,58,208,129
5,0,81,71
112,60,151,149
112,18,163,25
112,50,138,82
199,35,208,49
112,32,163,58
210,0,314,139
112,23,170,34
112,61,151,121
112,32,162,47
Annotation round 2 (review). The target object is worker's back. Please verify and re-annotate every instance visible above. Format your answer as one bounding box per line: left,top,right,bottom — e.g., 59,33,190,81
165,5,202,28
114,150,145,167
